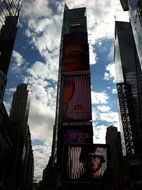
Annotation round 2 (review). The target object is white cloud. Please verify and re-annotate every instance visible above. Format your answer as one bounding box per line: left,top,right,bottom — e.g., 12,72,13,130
89,46,97,65
91,91,109,105
112,88,117,94
97,105,111,112
107,44,114,60
99,111,119,124
22,0,52,19
12,50,24,67
93,125,107,144
27,61,58,81
28,96,55,140
104,63,116,83
11,51,26,73
32,138,52,180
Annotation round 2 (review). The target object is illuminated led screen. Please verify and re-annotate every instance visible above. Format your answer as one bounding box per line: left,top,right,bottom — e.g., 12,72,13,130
63,144,112,182
63,75,92,121
63,43,89,72
63,126,92,144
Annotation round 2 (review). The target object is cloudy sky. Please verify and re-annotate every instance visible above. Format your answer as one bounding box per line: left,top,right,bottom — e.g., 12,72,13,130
4,0,129,181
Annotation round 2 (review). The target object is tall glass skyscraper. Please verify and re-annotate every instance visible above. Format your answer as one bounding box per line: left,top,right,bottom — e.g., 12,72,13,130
115,21,142,158
120,0,142,70
0,0,22,99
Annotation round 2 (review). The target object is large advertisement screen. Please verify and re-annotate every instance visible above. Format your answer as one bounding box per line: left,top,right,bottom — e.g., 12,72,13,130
63,43,89,72
63,144,112,182
63,126,93,144
63,75,92,121
63,33,87,45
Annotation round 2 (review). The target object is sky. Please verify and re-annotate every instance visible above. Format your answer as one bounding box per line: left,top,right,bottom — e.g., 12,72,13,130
4,0,129,181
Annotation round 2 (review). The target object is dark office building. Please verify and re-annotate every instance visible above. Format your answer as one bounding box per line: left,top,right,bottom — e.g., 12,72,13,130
106,126,125,189
9,84,33,190
115,21,142,188
10,84,31,124
0,102,13,190
119,0,142,70
0,0,22,100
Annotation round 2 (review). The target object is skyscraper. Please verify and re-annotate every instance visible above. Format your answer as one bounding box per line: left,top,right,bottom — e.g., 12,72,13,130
10,84,31,124
0,0,22,99
54,3,93,164
119,0,142,70
106,126,124,188
9,84,33,190
42,5,93,189
115,21,142,158
115,20,142,189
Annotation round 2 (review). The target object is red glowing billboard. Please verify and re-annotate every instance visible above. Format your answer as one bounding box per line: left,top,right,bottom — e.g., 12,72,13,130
63,75,92,121
63,144,112,182
63,43,89,72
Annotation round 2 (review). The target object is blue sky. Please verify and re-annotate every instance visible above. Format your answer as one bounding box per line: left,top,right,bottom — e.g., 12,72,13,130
4,0,129,181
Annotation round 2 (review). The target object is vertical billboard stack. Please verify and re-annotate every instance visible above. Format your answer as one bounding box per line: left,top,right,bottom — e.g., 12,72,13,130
61,6,93,183
49,5,112,190
55,5,93,182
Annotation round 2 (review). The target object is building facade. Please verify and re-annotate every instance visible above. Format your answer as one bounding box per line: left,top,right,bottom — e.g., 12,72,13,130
9,84,33,190
10,84,31,124
0,0,22,100
0,2,23,188
115,21,142,188
120,0,142,70
106,126,125,189
115,21,142,157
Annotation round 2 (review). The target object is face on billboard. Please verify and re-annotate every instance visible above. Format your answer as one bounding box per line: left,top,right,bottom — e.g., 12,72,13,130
63,75,92,121
63,145,111,182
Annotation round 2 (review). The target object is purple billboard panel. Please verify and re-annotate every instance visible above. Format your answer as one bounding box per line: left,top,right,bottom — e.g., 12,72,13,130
63,144,112,182
63,126,93,144
63,75,92,121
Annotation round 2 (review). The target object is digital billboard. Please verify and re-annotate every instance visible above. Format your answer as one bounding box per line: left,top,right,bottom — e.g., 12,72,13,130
63,144,112,182
63,33,88,45
63,126,93,144
63,74,92,121
63,43,89,72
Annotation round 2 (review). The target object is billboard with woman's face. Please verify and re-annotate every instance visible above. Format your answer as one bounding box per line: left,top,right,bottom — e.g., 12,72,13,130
63,75,92,121
62,144,112,182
